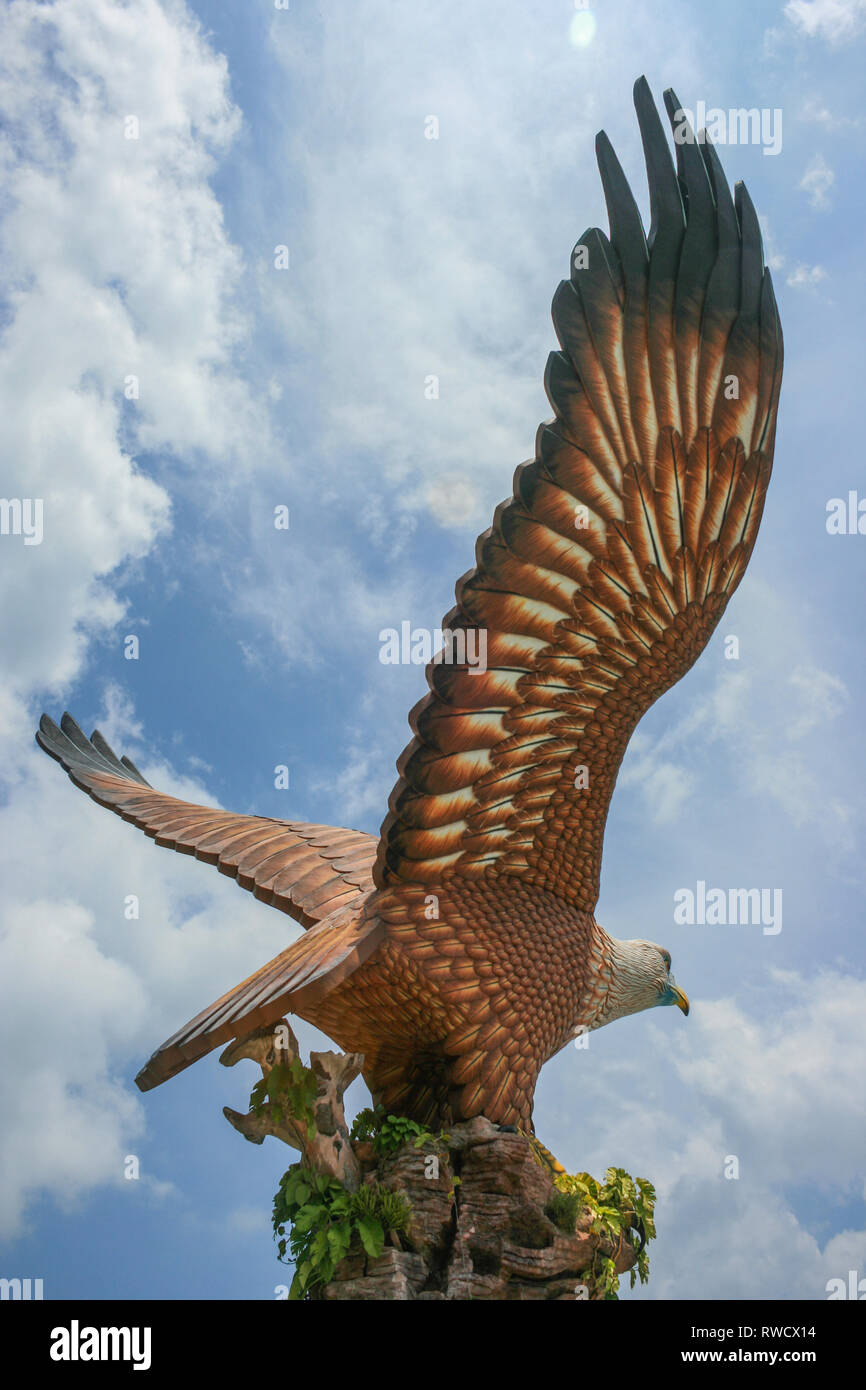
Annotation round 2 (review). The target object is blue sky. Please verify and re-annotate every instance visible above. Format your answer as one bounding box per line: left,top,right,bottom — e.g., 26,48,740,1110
1,0,865,1300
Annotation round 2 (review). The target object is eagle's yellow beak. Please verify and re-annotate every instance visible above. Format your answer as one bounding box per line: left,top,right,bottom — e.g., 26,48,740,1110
668,983,690,1016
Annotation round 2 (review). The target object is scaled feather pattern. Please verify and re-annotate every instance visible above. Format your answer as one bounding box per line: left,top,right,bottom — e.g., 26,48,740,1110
37,79,782,1130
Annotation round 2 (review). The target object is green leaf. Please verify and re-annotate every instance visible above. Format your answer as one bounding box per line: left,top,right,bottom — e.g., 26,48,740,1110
356,1216,385,1259
327,1224,351,1264
311,1227,331,1263
265,1070,281,1100
292,1205,322,1234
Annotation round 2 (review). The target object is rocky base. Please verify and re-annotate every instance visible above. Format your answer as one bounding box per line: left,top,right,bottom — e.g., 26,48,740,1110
317,1117,637,1301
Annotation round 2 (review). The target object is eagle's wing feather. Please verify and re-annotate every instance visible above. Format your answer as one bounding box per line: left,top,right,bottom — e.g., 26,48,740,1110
374,78,782,911
134,902,384,1090
36,713,376,928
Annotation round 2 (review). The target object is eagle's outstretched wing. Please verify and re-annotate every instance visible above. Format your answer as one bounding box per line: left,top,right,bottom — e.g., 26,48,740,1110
374,78,783,910
36,713,376,928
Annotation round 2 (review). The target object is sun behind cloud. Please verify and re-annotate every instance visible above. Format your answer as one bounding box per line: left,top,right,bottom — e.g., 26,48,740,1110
569,6,598,48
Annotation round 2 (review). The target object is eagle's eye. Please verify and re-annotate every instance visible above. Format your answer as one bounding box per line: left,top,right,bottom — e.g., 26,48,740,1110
660,949,672,971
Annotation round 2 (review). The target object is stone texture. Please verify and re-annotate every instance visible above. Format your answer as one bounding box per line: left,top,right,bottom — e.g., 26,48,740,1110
318,1117,637,1301
322,1248,429,1301
220,1032,637,1300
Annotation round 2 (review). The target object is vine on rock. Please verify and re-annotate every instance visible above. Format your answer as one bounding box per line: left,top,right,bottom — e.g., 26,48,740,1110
548,1168,657,1299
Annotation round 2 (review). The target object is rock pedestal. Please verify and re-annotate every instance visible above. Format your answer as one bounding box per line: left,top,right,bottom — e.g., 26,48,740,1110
219,1026,638,1300
319,1117,637,1301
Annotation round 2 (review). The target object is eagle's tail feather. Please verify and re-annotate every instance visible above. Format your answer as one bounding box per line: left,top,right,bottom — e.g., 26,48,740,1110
134,904,383,1091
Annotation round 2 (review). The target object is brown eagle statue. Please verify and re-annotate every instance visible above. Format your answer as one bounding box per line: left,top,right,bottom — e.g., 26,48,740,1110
36,78,782,1135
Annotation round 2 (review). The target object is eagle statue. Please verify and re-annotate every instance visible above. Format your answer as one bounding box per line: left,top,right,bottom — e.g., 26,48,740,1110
36,78,782,1135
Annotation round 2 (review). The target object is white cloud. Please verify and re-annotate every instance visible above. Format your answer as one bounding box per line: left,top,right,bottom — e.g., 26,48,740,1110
541,968,866,1298
425,476,483,529
262,0,702,540
1,0,861,1300
311,736,392,831
784,0,866,44
0,0,278,701
0,0,285,1236
226,1205,271,1236
619,744,696,826
671,970,866,1188
799,96,861,128
615,583,855,855
758,214,786,272
798,154,835,208
0,707,293,1238
787,666,849,740
786,262,829,288
0,898,146,1235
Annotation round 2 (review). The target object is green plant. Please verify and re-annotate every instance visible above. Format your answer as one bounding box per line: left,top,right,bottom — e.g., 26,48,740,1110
272,1165,414,1300
350,1105,445,1156
249,1058,318,1141
375,1113,435,1154
546,1188,583,1234
348,1103,386,1144
350,1182,413,1237
550,1167,657,1300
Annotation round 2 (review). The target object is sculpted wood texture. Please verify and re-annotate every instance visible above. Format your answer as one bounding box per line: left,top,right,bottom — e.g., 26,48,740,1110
37,78,782,1134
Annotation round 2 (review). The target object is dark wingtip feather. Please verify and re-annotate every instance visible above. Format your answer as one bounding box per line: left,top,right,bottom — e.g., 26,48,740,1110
35,711,152,787
699,135,739,249
663,88,714,234
572,225,624,304
734,181,764,316
121,755,149,784
594,129,648,278
634,76,683,249
662,86,691,195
